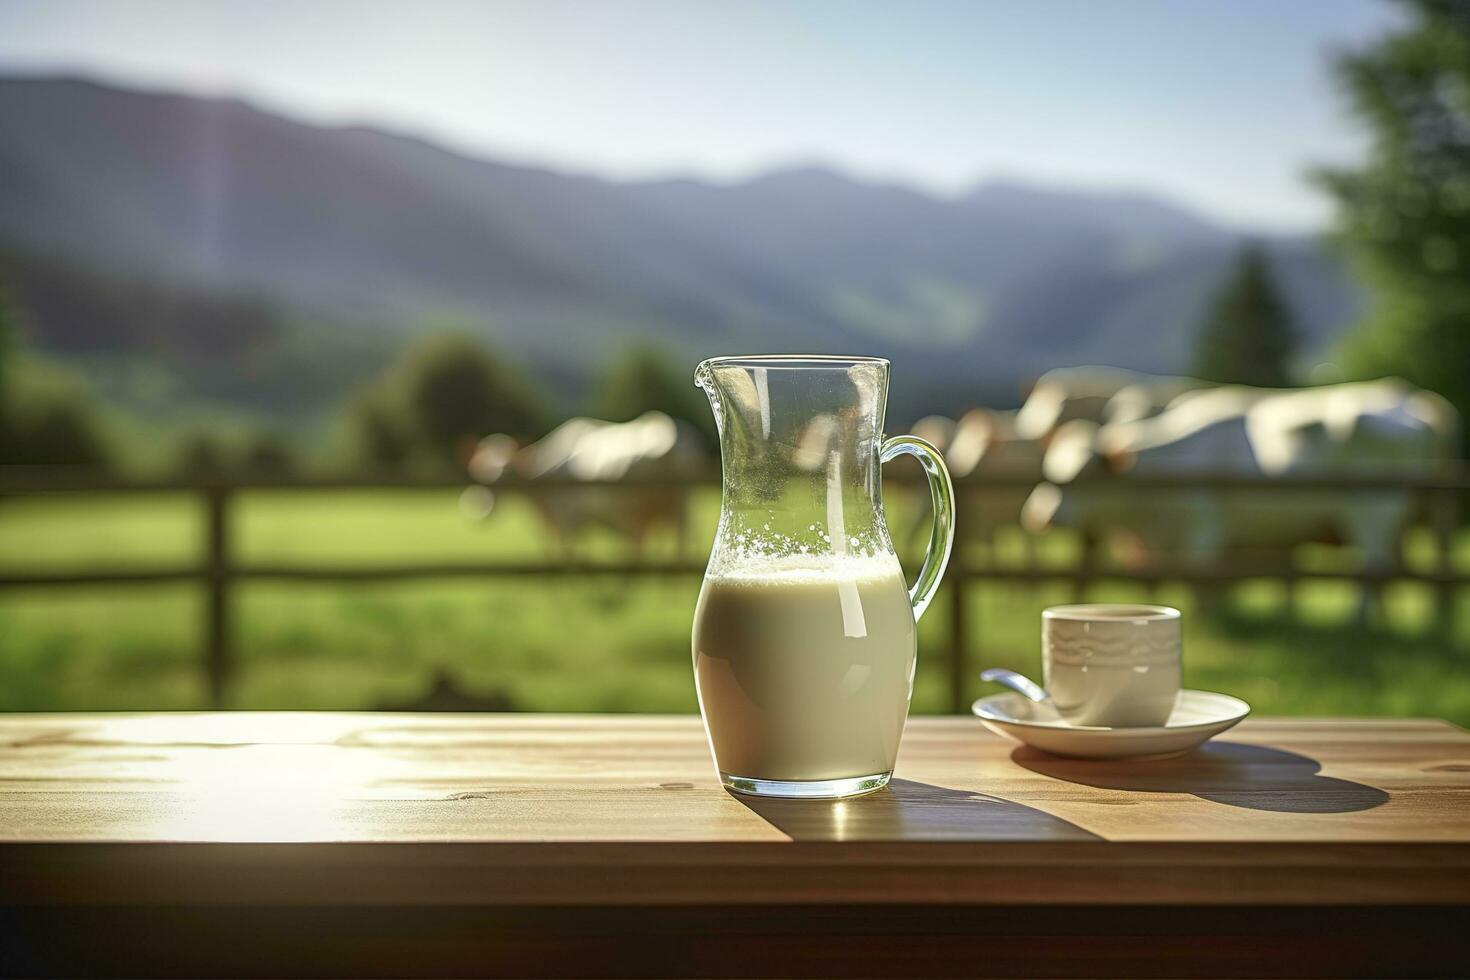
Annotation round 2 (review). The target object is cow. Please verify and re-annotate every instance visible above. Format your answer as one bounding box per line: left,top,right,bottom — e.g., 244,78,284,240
1022,378,1459,619
899,367,1205,555
466,411,707,556
1014,366,1214,440
902,409,1046,554
1104,373,1222,426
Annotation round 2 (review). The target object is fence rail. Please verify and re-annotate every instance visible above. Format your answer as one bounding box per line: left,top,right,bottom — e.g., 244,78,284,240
2,465,1467,711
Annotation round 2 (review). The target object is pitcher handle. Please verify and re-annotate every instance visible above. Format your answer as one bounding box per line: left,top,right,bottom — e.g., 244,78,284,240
880,435,955,622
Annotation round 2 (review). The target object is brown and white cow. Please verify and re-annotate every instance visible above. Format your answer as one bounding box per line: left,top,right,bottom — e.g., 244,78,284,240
466,411,707,555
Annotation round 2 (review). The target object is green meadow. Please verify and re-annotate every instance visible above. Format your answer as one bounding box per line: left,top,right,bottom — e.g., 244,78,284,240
1,487,1467,725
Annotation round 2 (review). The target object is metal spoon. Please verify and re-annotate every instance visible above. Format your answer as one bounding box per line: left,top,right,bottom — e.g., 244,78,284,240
979,667,1051,704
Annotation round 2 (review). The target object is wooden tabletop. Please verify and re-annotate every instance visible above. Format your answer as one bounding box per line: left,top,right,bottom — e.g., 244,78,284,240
2,712,1468,909
3,712,1468,978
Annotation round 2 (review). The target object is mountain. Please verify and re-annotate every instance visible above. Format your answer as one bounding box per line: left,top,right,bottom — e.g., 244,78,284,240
0,75,1361,419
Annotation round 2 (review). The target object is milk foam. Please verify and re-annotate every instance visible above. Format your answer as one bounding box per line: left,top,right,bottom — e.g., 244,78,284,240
703,552,907,586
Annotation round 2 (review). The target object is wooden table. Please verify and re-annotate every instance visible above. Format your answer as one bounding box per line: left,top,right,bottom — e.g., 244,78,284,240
1,714,1467,978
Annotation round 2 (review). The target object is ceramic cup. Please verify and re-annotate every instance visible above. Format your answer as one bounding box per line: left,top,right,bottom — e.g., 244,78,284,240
1042,604,1181,727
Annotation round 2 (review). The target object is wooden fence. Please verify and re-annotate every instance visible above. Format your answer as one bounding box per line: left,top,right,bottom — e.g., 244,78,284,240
1,466,1466,712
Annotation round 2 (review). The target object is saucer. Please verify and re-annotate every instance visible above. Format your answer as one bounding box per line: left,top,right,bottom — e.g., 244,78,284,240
971,689,1250,760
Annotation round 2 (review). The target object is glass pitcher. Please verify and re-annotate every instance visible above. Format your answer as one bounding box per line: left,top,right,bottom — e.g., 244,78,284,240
692,355,955,799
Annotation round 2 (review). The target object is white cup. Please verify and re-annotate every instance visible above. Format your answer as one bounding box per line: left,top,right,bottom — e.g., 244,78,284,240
1042,604,1181,727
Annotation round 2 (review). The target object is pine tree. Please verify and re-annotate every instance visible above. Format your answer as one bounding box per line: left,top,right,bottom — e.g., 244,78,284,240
1191,244,1297,387
1314,0,1470,445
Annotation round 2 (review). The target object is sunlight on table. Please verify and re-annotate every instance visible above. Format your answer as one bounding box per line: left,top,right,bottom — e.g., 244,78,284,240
149,743,368,842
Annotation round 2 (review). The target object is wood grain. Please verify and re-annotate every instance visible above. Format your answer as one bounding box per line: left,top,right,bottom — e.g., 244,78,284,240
0,714,1467,907
2,713,1468,978
2,714,1466,842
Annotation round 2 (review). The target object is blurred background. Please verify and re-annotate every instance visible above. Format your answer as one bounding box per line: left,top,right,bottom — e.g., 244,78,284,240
0,0,1466,721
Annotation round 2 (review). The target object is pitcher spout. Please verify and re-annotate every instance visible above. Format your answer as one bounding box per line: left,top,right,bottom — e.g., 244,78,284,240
694,354,889,451
693,357,724,437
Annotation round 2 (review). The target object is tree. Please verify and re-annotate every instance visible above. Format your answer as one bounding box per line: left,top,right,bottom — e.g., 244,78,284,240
1315,0,1470,445
0,275,16,425
1191,244,1297,387
0,397,109,468
243,431,295,476
592,342,715,446
0,360,111,470
392,332,547,467
0,271,112,470
346,388,414,471
175,432,229,479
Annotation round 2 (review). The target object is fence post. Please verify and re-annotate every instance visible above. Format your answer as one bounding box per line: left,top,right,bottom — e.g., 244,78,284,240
1432,485,1459,635
940,485,966,715
204,485,232,708
1076,529,1096,603
1282,563,1298,631
949,571,967,715
676,481,691,561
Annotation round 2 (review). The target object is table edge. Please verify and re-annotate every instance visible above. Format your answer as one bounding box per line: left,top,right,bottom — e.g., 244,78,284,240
3,839,1467,908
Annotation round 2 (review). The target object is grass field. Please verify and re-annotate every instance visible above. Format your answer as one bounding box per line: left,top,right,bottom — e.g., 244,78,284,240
1,486,1468,724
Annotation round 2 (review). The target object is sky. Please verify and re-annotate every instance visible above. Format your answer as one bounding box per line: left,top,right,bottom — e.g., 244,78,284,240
0,0,1400,232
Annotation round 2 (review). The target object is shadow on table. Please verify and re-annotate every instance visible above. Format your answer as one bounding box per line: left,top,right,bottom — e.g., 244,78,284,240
733,777,1101,841
1011,742,1388,814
